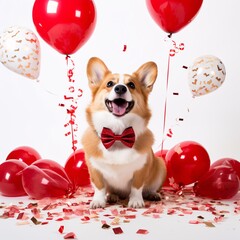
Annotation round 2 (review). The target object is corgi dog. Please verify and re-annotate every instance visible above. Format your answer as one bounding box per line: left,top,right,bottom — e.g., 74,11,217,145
82,57,166,208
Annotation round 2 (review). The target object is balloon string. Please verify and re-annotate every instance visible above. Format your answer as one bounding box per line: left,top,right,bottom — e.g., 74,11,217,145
160,37,185,151
161,54,171,151
59,55,83,158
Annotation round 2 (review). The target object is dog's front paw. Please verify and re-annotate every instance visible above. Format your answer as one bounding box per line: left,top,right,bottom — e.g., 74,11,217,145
128,187,145,208
90,199,106,209
90,187,106,209
128,197,145,208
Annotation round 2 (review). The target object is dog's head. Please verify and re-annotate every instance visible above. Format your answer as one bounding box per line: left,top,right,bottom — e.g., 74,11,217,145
86,57,158,121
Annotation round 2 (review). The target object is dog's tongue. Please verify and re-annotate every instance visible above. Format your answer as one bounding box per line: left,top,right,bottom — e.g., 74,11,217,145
112,101,128,116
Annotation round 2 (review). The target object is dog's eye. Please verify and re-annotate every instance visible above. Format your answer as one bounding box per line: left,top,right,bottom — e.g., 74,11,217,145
107,81,114,88
127,82,135,89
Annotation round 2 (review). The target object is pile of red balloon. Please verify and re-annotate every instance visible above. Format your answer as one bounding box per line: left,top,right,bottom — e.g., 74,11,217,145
0,146,90,199
155,141,240,200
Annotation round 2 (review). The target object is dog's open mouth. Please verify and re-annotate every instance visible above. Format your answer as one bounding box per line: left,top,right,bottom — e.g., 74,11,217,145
105,98,134,117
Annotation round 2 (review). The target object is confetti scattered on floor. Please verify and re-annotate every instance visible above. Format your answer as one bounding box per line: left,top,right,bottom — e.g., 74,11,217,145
0,187,240,237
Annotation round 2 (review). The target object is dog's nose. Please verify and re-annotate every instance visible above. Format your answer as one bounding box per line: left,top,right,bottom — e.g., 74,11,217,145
114,84,127,95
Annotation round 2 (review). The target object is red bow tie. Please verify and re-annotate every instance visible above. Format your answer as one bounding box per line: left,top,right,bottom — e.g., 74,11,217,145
100,127,135,149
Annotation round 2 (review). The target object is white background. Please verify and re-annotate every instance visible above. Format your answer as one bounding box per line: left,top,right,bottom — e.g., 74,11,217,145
0,0,240,164
0,1,240,240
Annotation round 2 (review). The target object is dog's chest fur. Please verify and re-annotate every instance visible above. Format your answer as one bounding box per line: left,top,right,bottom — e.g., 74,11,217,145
89,111,148,191
90,147,147,191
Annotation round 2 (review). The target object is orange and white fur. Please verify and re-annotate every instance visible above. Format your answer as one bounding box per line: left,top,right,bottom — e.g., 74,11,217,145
82,57,166,208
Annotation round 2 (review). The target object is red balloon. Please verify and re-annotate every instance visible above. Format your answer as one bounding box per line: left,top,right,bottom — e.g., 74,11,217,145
6,146,41,165
155,149,171,187
0,160,28,197
166,141,210,186
146,0,203,34
33,159,72,183
22,164,73,199
64,149,90,189
194,166,239,199
211,158,240,180
32,0,96,55
155,149,168,159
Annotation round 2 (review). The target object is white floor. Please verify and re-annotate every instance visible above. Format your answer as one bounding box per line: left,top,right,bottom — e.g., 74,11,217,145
0,187,239,240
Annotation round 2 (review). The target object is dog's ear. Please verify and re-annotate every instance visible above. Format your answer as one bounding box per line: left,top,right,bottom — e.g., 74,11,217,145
134,62,158,92
87,57,110,88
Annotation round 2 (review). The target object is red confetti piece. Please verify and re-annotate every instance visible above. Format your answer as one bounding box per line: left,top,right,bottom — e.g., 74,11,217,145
124,215,136,219
182,65,188,69
126,208,138,212
81,216,90,221
27,203,38,208
180,208,192,215
31,208,41,218
189,220,200,224
214,216,224,223
119,210,126,215
64,232,76,239
123,44,127,52
136,229,149,235
41,222,49,225
63,208,73,215
167,209,176,215
58,225,64,234
173,92,179,95
17,212,25,220
192,207,199,211
111,209,119,216
113,227,123,235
